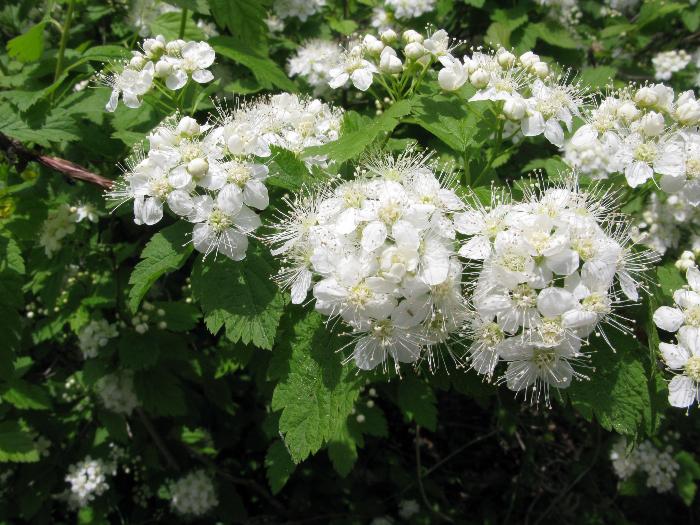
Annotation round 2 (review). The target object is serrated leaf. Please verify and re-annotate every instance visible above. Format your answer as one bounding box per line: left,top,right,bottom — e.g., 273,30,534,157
0,235,25,379
676,451,700,506
0,421,38,463
0,102,81,147
267,147,317,191
149,11,206,40
1,379,52,410
306,99,414,163
209,0,269,53
127,222,193,313
6,22,45,63
271,312,363,463
398,376,437,431
152,301,201,332
190,244,286,349
265,440,296,494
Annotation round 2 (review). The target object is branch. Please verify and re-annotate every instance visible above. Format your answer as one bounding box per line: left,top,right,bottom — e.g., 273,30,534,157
0,132,114,189
136,408,180,471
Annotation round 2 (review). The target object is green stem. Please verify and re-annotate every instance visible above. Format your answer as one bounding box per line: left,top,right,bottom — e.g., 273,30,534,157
178,8,188,39
53,0,76,84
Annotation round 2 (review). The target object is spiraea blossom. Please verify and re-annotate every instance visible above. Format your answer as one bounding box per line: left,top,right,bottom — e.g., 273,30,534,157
78,319,119,359
652,50,691,81
287,39,344,92
273,0,325,21
631,192,700,255
170,470,218,516
65,457,114,509
39,204,77,257
611,438,680,493
97,34,215,112
458,177,652,403
384,0,436,19
654,266,700,409
108,95,343,260
567,84,700,201
266,150,467,372
95,372,140,415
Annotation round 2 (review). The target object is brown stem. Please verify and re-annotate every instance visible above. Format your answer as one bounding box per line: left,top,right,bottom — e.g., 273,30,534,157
136,408,180,471
0,132,114,189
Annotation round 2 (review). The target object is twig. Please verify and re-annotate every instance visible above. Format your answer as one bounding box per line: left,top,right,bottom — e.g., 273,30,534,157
415,424,454,523
0,132,114,189
423,430,498,479
136,408,180,471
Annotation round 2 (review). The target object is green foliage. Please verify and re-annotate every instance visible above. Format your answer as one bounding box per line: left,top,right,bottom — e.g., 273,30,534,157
0,421,38,463
398,375,438,431
6,22,45,63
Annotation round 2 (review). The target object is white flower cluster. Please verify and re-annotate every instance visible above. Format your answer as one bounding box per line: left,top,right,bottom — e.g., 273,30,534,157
328,28,455,93
459,180,649,402
78,319,119,359
273,0,325,21
611,438,680,493
654,266,700,409
439,48,585,147
385,0,436,20
128,0,178,37
109,95,342,260
602,0,640,16
676,250,698,272
95,372,140,415
631,192,700,255
267,151,466,371
652,50,691,81
287,39,344,92
568,84,700,202
535,0,582,27
65,456,114,509
39,204,77,257
170,470,218,516
98,34,215,112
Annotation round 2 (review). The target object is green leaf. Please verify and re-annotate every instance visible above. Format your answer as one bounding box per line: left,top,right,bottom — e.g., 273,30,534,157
6,22,46,63
211,36,296,92
150,11,205,40
190,244,286,350
118,331,161,370
398,376,437,431
657,264,685,298
327,422,358,477
522,22,581,50
579,66,618,90
567,332,662,437
328,18,358,35
676,451,700,506
0,421,38,463
267,147,317,191
0,102,81,147
127,222,193,313
270,312,363,463
152,301,201,332
265,440,296,494
209,0,269,53
306,99,415,163
1,379,52,410
134,368,187,416
0,234,25,379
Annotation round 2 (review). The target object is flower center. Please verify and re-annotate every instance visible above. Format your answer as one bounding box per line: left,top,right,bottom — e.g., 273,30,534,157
208,209,232,232
500,251,528,273
572,237,596,261
149,177,171,199
372,319,394,344
537,318,565,346
685,305,700,327
684,355,700,382
687,158,700,179
511,284,537,309
378,201,402,224
480,322,504,347
532,347,557,368
349,282,373,307
227,163,252,187
634,142,657,164
582,292,611,314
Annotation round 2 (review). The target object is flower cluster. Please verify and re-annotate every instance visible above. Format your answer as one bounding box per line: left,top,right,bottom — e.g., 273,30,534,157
272,0,326,21
287,39,344,92
631,192,700,255
611,438,680,493
98,34,215,112
567,84,700,202
39,203,97,257
95,372,140,415
65,457,114,508
439,47,587,147
328,28,455,95
535,0,582,27
654,266,700,409
676,250,698,272
652,50,691,81
78,319,119,359
169,470,218,516
384,0,436,20
109,95,342,260
267,151,466,371
459,179,650,402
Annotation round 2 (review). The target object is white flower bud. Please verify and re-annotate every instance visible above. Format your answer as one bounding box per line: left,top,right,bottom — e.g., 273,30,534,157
438,62,467,91
617,101,640,122
675,95,700,125
379,48,403,74
469,69,489,89
129,54,147,69
363,34,385,55
519,51,540,67
381,29,398,44
402,30,423,43
166,39,185,56
143,37,165,59
532,61,549,78
404,42,427,60
176,116,201,137
503,97,526,121
154,59,172,78
187,158,209,177
634,86,658,107
639,111,665,137
497,50,516,68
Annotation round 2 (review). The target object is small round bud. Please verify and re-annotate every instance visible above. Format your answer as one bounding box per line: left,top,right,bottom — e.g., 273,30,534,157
634,86,658,108
176,116,200,137
381,29,398,44
154,59,172,78
519,51,540,67
617,101,640,122
187,158,209,177
363,34,384,55
532,61,549,78
503,97,526,121
404,42,427,60
469,69,489,89
497,50,516,68
402,30,423,44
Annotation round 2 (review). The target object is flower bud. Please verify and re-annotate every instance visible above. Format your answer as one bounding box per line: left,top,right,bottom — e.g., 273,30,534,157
519,51,540,67
381,29,398,44
503,97,526,121
634,86,658,107
497,50,516,68
143,37,166,59
469,69,489,89
129,54,147,69
187,158,209,177
176,117,200,137
379,48,403,74
154,59,172,78
617,101,640,122
404,42,427,60
532,61,549,78
639,111,665,137
166,39,185,56
363,34,384,55
438,62,467,91
402,30,423,43
674,92,700,125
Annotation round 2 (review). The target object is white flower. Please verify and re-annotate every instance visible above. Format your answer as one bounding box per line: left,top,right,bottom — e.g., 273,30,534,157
170,470,218,516
615,132,684,188
652,50,691,81
163,41,215,90
287,39,344,91
65,457,113,509
437,55,468,91
78,319,118,359
521,79,584,147
385,0,436,19
398,500,420,519
273,0,325,20
95,372,140,415
39,204,78,257
610,438,680,493
100,61,154,112
329,47,378,91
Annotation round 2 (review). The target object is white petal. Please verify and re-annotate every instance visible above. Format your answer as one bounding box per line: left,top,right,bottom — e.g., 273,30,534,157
233,205,261,233
361,221,387,252
625,161,653,188
192,69,214,84
659,342,690,370
458,235,492,260
351,69,373,91
544,119,564,147
545,249,579,276
216,185,244,215
653,306,684,332
537,288,577,317
166,69,188,90
688,267,700,292
521,113,546,137
668,375,697,408
290,269,312,304
243,179,269,210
